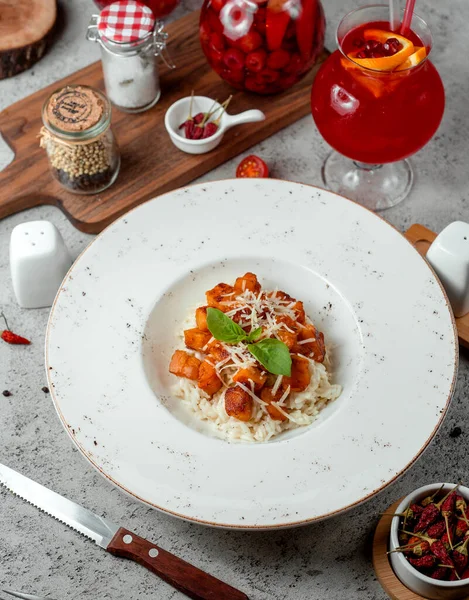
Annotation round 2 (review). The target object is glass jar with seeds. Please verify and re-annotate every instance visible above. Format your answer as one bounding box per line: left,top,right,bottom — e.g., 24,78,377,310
40,85,120,195
87,0,174,114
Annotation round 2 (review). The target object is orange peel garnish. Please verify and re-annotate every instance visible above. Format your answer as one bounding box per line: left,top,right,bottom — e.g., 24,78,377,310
347,29,414,72
395,46,427,70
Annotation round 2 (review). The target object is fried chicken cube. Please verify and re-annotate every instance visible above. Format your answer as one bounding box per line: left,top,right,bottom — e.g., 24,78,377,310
233,366,267,391
195,306,209,331
277,329,297,349
207,340,230,364
260,386,289,421
198,361,223,397
169,350,201,381
283,355,311,392
292,301,306,324
234,272,261,294
224,386,253,421
294,324,326,363
183,328,212,351
206,283,236,311
276,314,300,332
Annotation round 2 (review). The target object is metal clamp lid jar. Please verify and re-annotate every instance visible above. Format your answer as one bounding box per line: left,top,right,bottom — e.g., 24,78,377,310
40,85,120,195
87,0,175,114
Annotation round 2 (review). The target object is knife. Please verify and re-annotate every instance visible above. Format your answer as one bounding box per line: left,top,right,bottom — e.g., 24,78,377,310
0,463,248,600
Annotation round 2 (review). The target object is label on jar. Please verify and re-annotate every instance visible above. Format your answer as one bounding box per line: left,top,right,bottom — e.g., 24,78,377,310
46,86,104,132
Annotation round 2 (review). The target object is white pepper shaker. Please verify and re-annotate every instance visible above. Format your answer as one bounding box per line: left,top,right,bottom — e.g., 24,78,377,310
426,221,469,318
10,221,72,309
87,0,174,114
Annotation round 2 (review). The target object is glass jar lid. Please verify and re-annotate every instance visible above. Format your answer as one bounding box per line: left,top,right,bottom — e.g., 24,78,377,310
42,85,111,142
87,0,160,56
98,1,155,45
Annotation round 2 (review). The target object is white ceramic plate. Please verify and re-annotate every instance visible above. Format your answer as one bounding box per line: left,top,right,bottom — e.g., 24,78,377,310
46,179,458,529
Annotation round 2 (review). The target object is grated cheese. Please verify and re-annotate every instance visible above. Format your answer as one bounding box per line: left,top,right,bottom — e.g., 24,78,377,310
202,336,215,351
278,385,291,406
272,374,283,396
270,402,297,422
297,338,316,345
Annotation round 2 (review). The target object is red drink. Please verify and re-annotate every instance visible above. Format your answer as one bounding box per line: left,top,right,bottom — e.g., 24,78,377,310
199,0,325,94
311,19,444,164
94,0,179,19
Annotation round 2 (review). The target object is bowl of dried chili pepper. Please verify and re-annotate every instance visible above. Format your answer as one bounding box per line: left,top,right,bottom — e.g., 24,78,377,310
165,95,265,154
389,483,469,599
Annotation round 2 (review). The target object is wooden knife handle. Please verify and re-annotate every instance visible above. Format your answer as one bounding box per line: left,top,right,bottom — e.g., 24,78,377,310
107,527,249,600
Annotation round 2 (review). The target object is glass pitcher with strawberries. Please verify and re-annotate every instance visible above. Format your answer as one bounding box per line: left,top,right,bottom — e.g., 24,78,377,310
311,5,444,210
200,0,325,94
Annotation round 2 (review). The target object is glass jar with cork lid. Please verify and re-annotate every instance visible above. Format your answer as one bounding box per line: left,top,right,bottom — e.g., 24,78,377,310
40,85,120,195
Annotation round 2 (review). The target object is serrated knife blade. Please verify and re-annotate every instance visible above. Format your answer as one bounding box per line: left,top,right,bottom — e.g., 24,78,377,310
0,462,117,548
0,463,248,600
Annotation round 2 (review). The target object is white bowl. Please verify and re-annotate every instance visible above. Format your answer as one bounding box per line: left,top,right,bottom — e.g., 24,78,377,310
390,483,469,599
164,95,265,154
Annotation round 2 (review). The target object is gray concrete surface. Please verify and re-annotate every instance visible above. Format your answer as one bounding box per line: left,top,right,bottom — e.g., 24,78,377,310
1,0,468,598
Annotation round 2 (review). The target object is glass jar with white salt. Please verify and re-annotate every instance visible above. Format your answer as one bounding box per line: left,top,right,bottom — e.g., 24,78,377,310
87,0,173,113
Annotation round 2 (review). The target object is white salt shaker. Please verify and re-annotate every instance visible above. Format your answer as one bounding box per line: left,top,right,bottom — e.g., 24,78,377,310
10,221,72,309
87,1,174,114
426,221,469,318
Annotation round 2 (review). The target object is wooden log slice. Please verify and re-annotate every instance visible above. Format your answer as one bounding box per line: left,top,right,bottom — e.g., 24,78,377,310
0,0,57,79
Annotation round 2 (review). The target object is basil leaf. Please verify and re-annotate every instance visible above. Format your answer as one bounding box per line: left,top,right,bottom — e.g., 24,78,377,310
248,339,292,376
206,307,247,344
247,327,263,343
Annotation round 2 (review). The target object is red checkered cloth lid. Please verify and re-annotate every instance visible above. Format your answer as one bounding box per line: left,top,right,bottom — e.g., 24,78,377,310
98,1,155,44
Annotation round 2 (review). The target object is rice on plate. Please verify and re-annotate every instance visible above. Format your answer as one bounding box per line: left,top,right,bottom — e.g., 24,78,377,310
169,272,342,442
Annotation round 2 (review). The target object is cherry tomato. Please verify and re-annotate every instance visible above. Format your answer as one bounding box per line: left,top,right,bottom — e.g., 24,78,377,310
236,155,269,178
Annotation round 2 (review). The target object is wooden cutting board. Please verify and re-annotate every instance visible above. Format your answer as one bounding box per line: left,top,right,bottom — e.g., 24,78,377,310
0,9,328,234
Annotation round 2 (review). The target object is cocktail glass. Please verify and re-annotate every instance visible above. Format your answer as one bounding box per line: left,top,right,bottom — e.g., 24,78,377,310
311,5,444,210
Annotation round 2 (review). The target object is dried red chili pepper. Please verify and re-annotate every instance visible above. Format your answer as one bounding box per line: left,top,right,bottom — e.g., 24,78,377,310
427,520,446,539
192,126,204,140
441,531,453,551
409,555,436,569
462,567,469,579
410,540,430,557
441,491,457,516
453,538,469,573
431,539,454,567
430,566,451,580
202,122,218,139
456,519,469,538
414,503,440,532
414,486,459,533
456,495,467,515
392,536,430,557
184,119,195,139
193,112,205,124
0,313,30,345
449,570,459,581
410,503,424,516
441,490,458,549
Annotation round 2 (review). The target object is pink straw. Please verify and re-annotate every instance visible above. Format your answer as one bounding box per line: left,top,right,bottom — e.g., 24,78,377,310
400,0,416,35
